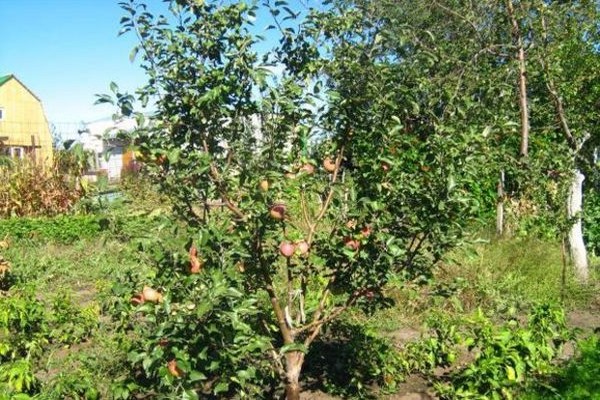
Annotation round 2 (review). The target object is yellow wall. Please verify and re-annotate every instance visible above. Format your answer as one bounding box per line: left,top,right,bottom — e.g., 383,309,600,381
0,77,53,164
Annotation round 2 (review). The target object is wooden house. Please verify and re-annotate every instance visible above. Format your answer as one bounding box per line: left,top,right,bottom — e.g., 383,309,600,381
0,74,53,164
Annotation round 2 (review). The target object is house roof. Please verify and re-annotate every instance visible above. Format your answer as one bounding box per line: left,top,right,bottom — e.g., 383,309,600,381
0,74,41,101
0,75,11,86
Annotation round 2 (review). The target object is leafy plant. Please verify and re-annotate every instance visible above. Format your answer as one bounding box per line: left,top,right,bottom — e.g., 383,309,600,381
48,291,99,345
523,335,600,399
435,305,571,399
0,214,104,243
108,245,275,399
0,287,47,396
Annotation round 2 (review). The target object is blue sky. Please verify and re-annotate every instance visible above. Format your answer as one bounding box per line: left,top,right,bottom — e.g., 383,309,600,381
1,0,148,128
1,0,313,138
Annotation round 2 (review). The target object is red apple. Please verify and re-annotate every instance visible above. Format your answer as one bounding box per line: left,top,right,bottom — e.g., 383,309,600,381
323,157,337,173
360,226,372,238
142,286,163,303
130,294,145,306
269,204,286,220
344,237,360,251
299,163,315,174
279,241,296,257
296,240,310,255
259,180,269,192
167,360,183,377
189,245,203,273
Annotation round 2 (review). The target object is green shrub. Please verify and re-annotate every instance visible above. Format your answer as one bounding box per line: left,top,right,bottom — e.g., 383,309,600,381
523,335,600,399
435,305,571,399
107,244,276,399
0,215,104,243
0,287,47,396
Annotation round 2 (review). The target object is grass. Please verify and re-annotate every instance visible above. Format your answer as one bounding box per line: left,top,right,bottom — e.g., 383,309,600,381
351,232,599,337
1,235,144,397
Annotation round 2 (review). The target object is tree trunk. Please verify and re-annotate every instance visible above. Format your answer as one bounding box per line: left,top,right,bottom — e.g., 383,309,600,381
496,170,505,236
567,169,588,282
506,0,530,158
284,351,305,400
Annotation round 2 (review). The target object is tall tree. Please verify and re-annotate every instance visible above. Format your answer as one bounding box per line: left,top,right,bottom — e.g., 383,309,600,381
533,0,600,281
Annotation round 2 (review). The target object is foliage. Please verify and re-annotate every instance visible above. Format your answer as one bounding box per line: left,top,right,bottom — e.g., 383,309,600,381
41,370,100,400
0,214,104,243
0,285,104,397
402,313,463,374
435,305,571,399
0,287,47,396
107,242,275,399
54,141,95,194
102,0,490,396
118,171,172,214
48,292,99,345
0,158,83,218
523,335,600,400
583,189,600,256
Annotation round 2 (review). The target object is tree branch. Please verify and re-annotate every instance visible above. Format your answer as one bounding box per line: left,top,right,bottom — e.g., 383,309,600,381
307,146,345,244
202,139,246,219
539,10,577,151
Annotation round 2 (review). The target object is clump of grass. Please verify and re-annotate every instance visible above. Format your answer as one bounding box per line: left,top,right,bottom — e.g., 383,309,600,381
444,235,597,311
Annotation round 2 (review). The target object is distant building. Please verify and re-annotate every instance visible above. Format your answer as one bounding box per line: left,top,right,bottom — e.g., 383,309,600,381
0,74,53,164
78,117,138,181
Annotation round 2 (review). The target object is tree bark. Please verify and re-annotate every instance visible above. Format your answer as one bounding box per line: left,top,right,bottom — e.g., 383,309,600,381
496,170,505,236
506,0,529,158
567,170,588,282
284,351,304,400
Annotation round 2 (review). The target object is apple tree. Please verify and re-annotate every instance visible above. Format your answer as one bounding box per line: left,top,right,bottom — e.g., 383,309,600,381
104,0,486,398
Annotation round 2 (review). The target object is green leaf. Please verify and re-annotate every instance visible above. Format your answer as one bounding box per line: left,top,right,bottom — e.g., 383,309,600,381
280,343,308,354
